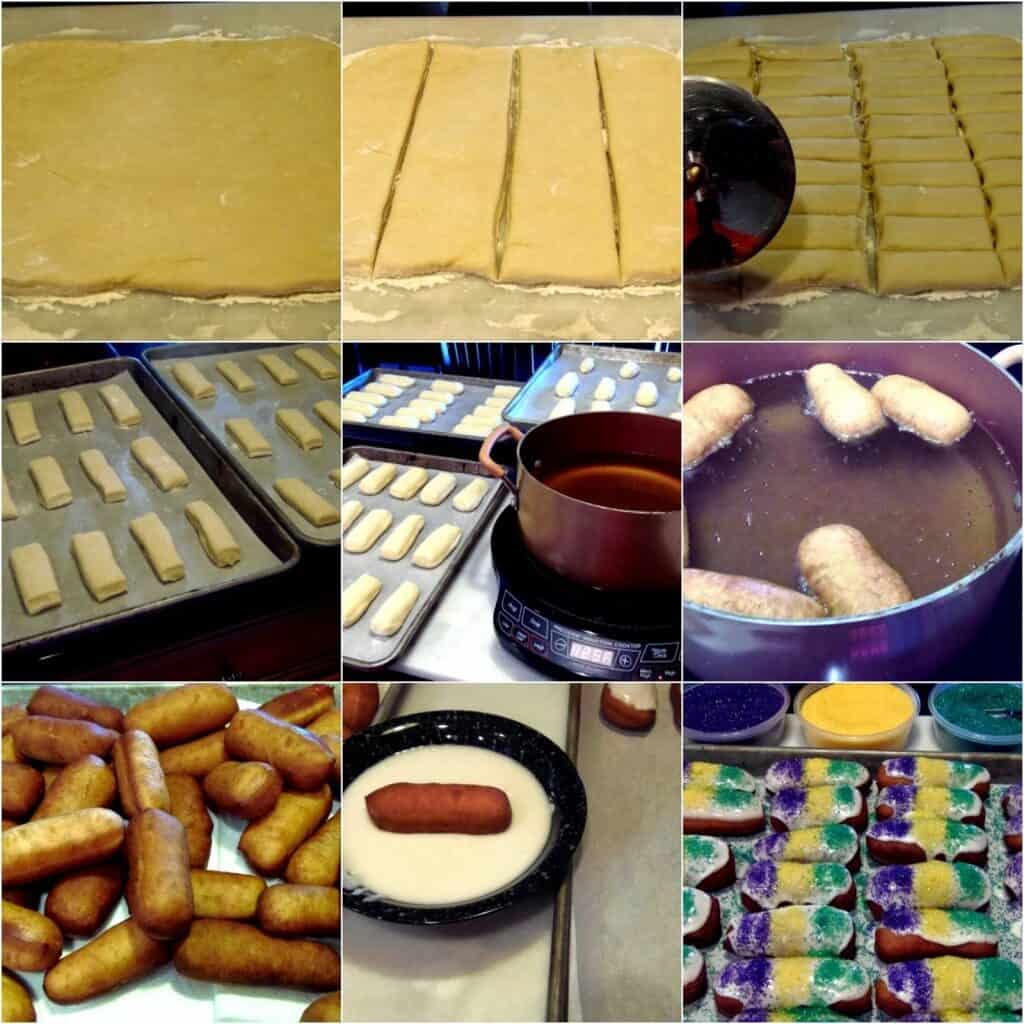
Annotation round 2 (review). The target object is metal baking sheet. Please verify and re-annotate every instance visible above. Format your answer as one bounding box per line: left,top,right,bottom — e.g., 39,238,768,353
144,343,341,546
574,684,681,1023
342,445,505,670
3,358,291,652
683,2,1022,342
683,743,1023,1023
342,368,520,442
503,343,682,427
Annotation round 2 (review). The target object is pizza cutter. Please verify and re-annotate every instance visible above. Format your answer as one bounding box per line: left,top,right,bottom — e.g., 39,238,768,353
684,77,797,275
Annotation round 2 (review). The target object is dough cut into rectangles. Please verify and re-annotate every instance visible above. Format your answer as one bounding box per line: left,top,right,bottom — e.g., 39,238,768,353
59,391,94,434
71,530,128,602
877,215,994,251
343,40,430,276
993,215,1021,251
958,112,1022,138
276,409,323,451
759,77,853,98
865,114,958,139
313,400,341,435
226,418,272,458
10,542,61,614
29,456,72,510
501,46,619,287
790,138,863,163
185,501,241,567
79,449,127,503
980,159,1023,186
790,185,865,216
2,473,16,520
275,478,340,527
257,353,299,386
795,160,864,185
988,187,1022,216
99,384,142,427
876,251,1005,294
173,362,216,400
870,137,970,163
6,400,41,445
216,359,257,393
860,94,953,115
741,250,870,298
872,161,980,187
969,133,1022,162
934,34,1022,59
757,43,845,61
873,185,986,218
771,214,862,250
374,44,513,280
130,512,186,583
294,347,340,381
131,436,189,491
780,117,857,139
764,96,852,118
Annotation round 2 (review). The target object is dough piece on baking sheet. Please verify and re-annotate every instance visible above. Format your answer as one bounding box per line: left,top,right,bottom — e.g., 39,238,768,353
780,117,857,138
343,410,367,424
877,215,994,251
870,137,971,163
374,44,513,281
790,138,863,163
344,40,429,276
313,400,342,435
185,500,240,568
257,353,299,386
873,185,986,218
740,250,870,298
757,44,845,61
953,76,1021,99
275,478,340,528
29,456,72,510
131,436,189,492
595,47,681,283
71,530,128,602
877,251,1005,294
172,362,215,400
956,93,1021,115
343,573,381,628
452,478,489,513
79,449,127,503
275,409,323,452
4,38,339,297
758,76,853,98
130,512,185,583
370,581,421,637
360,463,400,493
764,96,852,118
10,542,61,614
970,133,1022,162
959,111,1023,137
934,34,1022,59
771,214,862,250
501,46,619,287
379,514,426,561
865,114,958,139
998,249,1021,285
795,160,864,185
294,347,340,381
99,384,142,427
7,400,41,445
980,158,1023,186
216,359,256,393
993,215,1022,251
860,94,953,115
412,523,463,568
3,473,16,520
342,455,370,490
59,391,94,434
419,471,457,507
226,418,272,459
329,468,342,488
791,185,865,216
872,161,980,187
988,187,1023,216
342,499,363,531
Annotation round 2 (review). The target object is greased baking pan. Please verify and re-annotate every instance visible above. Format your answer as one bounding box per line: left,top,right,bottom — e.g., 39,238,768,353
342,445,505,671
503,343,682,427
2,357,297,657
143,343,341,547
683,743,1022,1023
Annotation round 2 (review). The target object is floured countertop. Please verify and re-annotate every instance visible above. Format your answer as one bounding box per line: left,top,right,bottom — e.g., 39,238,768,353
684,2,1022,341
343,15,681,342
1,2,340,342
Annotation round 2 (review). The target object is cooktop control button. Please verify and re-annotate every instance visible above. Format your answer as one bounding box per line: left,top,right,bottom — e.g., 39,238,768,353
522,607,549,638
514,627,530,646
498,613,516,637
615,651,638,671
551,633,569,655
641,643,679,663
500,591,523,621
530,637,547,655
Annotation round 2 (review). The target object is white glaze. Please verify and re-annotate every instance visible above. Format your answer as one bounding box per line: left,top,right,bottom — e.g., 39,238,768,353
607,683,657,711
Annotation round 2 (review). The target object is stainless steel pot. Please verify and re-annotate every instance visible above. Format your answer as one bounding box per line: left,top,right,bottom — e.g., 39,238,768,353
481,412,682,592
684,343,1023,681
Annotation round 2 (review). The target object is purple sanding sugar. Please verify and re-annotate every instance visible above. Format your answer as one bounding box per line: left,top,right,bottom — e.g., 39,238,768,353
1008,853,1022,900
886,961,933,1012
735,911,771,953
1010,812,1021,834
1005,784,1022,817
684,684,785,733
886,756,916,778
720,958,772,1002
770,758,803,785
881,906,920,933
869,819,913,840
744,862,777,902
753,833,787,860
771,787,808,821
880,785,916,815
869,865,914,909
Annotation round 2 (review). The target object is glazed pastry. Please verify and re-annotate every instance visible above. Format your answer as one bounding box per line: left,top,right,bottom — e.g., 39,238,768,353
683,944,706,1005
1003,784,1021,820
874,957,1021,1017
724,905,855,958
768,784,867,832
876,786,985,827
866,862,991,920
741,862,855,912
734,1011,855,1023
714,957,871,1017
683,785,764,836
764,757,869,792
867,818,988,866
1005,851,1021,901
683,834,736,891
753,824,861,872
1004,785,1021,853
683,886,721,948
878,757,991,797
875,908,999,962
684,761,757,792
898,1012,1022,1023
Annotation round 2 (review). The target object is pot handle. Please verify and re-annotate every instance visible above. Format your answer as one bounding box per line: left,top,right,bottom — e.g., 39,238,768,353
479,422,523,501
993,344,1023,370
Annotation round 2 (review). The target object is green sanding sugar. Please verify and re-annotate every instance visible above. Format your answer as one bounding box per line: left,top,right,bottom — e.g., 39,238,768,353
934,684,1022,737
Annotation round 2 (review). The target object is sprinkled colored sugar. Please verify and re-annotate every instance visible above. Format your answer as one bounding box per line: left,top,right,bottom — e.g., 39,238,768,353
774,959,812,1005
952,861,988,903
976,958,1022,1002
931,957,977,1010
808,906,849,945
684,684,785,733
888,960,933,1011
933,684,1022,737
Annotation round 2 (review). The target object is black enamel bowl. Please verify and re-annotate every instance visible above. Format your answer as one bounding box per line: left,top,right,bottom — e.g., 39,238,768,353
343,710,587,925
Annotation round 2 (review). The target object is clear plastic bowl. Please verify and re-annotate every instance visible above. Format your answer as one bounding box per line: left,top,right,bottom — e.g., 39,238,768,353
929,683,1023,751
683,683,791,744
795,683,919,750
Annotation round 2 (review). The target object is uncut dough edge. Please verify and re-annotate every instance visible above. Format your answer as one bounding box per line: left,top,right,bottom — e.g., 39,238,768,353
3,38,340,298
374,43,514,280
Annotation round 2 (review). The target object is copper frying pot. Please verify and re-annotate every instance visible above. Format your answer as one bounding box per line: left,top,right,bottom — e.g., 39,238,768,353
480,412,682,593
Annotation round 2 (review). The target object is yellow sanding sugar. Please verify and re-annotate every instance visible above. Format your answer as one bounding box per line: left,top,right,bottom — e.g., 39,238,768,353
802,683,914,734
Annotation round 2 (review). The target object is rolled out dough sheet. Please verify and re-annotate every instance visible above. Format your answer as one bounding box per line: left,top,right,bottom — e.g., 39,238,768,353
3,38,339,298
374,44,514,280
